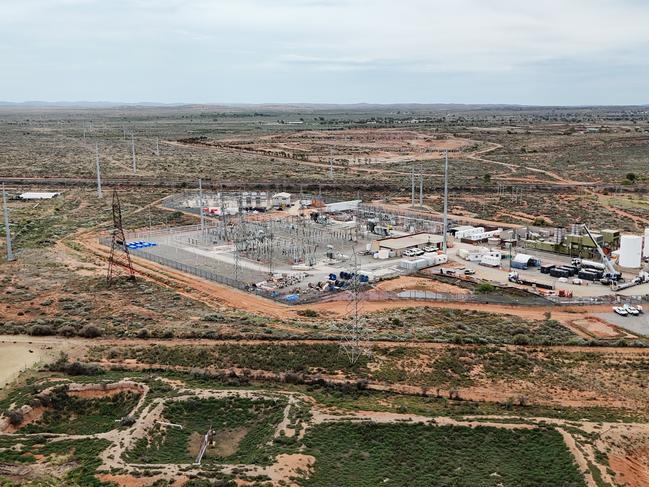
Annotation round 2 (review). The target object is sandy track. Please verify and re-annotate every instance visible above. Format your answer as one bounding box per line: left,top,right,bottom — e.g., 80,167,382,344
466,141,586,186
165,139,416,178
0,337,75,389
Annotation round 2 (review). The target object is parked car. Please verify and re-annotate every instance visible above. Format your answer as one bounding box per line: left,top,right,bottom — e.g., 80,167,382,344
623,304,640,316
402,249,415,257
423,246,437,253
464,269,476,275
411,248,425,256
614,306,628,316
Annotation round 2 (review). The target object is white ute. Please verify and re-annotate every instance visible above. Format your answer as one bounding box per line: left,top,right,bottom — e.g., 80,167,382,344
623,304,640,316
613,306,628,316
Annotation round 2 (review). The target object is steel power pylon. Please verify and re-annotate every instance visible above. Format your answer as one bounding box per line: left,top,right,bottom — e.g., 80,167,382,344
107,190,135,284
340,249,371,364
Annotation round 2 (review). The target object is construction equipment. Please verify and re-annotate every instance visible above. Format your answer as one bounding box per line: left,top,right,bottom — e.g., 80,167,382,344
612,270,649,291
508,271,554,290
574,225,622,283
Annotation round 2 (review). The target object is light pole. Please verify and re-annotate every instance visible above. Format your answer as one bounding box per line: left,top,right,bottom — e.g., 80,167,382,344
443,150,449,254
2,184,14,261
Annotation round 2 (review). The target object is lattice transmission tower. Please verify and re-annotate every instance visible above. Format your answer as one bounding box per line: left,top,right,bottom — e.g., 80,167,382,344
340,250,371,364
107,190,136,284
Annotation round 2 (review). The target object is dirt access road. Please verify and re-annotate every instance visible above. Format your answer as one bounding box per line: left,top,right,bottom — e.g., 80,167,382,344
0,336,78,389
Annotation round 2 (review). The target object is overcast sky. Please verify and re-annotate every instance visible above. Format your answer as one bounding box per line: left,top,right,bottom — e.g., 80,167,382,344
2,0,649,105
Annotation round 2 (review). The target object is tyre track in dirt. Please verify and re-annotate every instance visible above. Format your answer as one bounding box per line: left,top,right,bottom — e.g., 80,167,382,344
466,141,590,186
164,139,418,178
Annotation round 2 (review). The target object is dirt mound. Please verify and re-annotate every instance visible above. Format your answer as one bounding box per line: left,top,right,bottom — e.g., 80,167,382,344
375,276,469,295
1,404,47,433
68,383,143,399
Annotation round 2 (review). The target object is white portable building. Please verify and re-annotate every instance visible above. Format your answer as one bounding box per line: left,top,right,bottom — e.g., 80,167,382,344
272,192,292,207
325,200,361,213
457,246,488,262
19,192,61,200
480,252,501,267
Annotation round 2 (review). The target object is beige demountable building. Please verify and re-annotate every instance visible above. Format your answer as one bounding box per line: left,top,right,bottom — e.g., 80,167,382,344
272,192,292,208
370,233,444,257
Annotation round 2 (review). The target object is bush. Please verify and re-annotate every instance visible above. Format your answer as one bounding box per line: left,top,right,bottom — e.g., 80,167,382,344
120,415,136,427
64,361,104,376
136,328,150,339
48,355,104,376
29,324,55,336
512,334,530,345
79,325,102,338
58,325,77,337
5,409,24,426
475,283,495,294
297,309,318,318
532,217,547,226
35,393,52,407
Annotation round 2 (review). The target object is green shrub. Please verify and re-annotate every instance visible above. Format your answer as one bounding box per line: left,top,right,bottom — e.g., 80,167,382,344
476,283,496,294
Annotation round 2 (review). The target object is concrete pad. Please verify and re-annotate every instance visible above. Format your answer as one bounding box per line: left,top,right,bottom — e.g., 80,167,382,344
596,312,649,337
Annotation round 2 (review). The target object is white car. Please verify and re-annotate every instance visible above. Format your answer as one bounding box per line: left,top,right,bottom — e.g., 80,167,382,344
614,306,628,316
623,304,640,316
423,246,437,253
403,249,415,257
411,248,425,256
